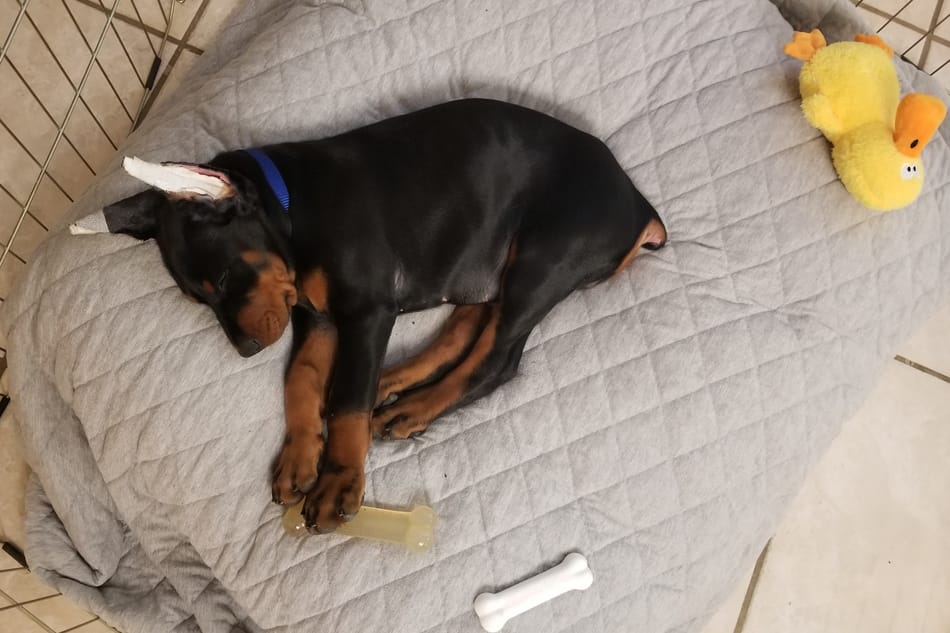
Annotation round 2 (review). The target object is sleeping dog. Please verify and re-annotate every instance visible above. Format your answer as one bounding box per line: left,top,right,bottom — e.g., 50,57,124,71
72,99,667,533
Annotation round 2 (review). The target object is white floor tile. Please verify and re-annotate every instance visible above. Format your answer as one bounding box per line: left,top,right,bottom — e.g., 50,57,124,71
863,0,940,32
0,607,50,633
0,569,57,603
25,595,95,632
917,41,950,73
741,360,950,633
931,60,950,89
72,620,119,633
900,303,950,378
151,49,201,112
187,2,238,51
699,563,753,633
879,20,928,64
857,4,892,32
0,551,20,572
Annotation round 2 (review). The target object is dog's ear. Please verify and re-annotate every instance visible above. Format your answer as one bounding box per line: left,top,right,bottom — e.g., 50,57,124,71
122,157,233,200
69,156,237,238
70,189,164,240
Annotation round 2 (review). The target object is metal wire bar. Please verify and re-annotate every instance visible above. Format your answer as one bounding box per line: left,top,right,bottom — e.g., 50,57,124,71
0,0,31,68
0,0,122,271
900,10,950,57
930,55,950,75
130,0,159,56
5,54,115,168
136,0,207,126
916,0,946,70
0,116,77,204
75,0,203,54
94,1,149,87
132,0,177,127
13,13,117,157
860,4,950,48
60,0,136,125
0,182,49,233
21,10,125,148
877,0,917,33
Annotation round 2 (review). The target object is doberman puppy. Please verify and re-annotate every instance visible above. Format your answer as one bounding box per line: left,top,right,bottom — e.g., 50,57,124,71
73,99,667,533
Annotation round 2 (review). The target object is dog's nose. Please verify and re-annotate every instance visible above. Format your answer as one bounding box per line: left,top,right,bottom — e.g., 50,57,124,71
238,338,262,358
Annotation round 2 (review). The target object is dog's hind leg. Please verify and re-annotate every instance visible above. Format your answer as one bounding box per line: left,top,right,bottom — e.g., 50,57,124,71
376,304,490,405
372,226,595,440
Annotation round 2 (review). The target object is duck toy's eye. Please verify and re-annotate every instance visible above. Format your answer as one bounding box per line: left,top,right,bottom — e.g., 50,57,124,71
900,163,917,180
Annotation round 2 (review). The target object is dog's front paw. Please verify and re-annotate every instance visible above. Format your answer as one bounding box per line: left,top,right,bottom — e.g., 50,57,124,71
272,435,323,505
301,463,365,533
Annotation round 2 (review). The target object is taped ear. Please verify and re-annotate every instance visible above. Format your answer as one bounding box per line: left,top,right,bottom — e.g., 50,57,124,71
69,189,164,239
122,156,233,199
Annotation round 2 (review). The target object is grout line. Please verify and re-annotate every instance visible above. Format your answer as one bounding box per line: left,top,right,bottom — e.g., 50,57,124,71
2,59,99,189
60,616,103,633
0,116,76,206
918,0,946,71
131,0,178,127
0,0,30,67
76,0,204,54
94,0,149,88
0,585,16,604
876,0,917,34
894,355,950,384
0,579,61,609
899,8,950,61
155,0,170,24
17,603,59,633
136,0,208,125
129,0,159,56
732,539,771,633
10,593,66,610
60,0,136,126
0,118,88,199
20,8,128,144
860,4,950,49
0,0,122,272
1,544,26,570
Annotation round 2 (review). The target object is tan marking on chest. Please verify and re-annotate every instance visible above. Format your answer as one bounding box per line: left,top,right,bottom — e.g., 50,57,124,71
302,269,331,312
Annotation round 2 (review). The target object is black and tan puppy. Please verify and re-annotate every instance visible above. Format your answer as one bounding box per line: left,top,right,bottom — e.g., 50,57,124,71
72,99,667,533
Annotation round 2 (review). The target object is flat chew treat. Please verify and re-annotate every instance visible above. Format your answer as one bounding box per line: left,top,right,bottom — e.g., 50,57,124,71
473,552,594,632
282,501,437,552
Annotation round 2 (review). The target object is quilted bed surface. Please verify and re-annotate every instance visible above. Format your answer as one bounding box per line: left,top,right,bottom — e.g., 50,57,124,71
3,1,949,632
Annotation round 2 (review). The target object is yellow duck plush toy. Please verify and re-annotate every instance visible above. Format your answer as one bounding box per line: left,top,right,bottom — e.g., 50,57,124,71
785,29,947,211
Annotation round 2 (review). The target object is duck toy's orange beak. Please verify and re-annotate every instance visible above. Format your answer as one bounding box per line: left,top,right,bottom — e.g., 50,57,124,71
894,93,947,158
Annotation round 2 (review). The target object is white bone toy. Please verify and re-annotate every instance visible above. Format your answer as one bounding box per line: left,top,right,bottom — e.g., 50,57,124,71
473,553,594,632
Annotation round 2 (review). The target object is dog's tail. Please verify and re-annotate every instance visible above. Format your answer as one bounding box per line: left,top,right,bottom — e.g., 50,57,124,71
610,182,667,277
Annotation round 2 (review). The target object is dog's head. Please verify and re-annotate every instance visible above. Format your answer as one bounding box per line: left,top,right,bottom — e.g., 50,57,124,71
72,157,297,357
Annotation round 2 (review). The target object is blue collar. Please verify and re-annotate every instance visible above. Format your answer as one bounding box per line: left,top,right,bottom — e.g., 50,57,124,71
245,148,290,212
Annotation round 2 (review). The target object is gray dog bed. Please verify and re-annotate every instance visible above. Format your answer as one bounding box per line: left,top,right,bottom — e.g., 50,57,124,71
2,0,948,631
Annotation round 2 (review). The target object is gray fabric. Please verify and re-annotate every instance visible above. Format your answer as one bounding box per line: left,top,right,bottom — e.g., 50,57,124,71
2,1,949,632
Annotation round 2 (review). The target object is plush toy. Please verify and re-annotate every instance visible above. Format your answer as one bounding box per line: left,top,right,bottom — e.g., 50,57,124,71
784,29,947,211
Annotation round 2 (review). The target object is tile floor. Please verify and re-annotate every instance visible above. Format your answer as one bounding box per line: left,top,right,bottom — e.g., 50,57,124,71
701,335,950,633
0,0,236,307
0,547,116,633
2,1,950,632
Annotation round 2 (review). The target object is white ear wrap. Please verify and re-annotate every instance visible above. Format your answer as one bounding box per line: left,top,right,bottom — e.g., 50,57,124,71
123,156,231,199
69,210,109,235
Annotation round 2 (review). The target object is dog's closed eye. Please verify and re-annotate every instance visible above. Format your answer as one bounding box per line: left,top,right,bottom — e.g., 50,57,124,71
216,269,230,293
